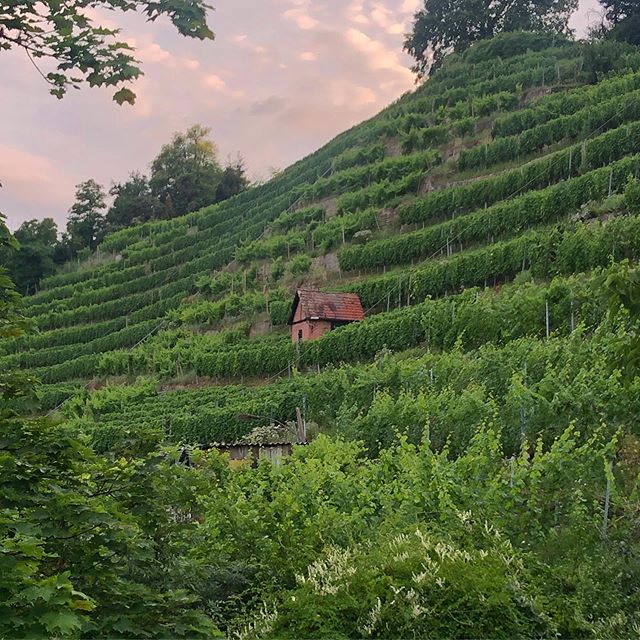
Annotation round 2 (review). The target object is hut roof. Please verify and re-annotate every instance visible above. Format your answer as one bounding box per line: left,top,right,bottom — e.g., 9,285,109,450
287,290,365,325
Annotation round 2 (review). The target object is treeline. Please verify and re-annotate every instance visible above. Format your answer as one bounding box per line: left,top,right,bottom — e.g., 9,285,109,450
2,125,249,295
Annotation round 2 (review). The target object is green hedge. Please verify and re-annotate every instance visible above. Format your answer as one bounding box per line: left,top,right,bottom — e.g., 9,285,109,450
339,154,640,271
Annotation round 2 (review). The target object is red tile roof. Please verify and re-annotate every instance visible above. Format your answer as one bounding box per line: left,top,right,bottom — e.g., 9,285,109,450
288,290,365,325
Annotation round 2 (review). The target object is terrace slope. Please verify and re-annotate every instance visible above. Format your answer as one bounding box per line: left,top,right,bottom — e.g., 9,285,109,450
6,32,640,451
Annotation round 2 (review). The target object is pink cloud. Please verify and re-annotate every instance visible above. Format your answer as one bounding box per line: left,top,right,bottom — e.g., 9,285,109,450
0,145,73,217
0,0,598,231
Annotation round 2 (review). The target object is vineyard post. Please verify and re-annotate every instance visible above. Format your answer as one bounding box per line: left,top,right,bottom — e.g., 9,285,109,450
608,168,613,197
302,394,307,440
545,300,550,339
602,459,613,539
387,291,391,312
568,148,572,177
570,300,575,332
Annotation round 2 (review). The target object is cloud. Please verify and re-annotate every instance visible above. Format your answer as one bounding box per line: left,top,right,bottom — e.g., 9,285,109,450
345,27,413,80
136,41,172,64
0,0,598,231
400,0,420,12
201,73,245,100
182,58,200,70
249,95,288,115
345,0,370,25
282,2,319,30
370,3,406,34
202,73,228,91
0,145,73,222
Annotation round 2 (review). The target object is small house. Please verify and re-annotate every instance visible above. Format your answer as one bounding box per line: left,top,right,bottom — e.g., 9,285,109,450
180,442,308,468
287,289,365,342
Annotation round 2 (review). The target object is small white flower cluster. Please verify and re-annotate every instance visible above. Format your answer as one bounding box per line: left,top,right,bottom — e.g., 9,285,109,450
297,546,356,595
231,603,278,640
358,597,382,637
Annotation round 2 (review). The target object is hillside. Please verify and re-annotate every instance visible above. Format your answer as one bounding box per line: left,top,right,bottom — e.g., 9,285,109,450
5,33,640,455
7,30,640,636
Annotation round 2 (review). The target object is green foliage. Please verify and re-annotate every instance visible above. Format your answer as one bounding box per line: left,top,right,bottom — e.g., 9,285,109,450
608,13,640,46
0,415,224,637
331,144,386,172
215,156,250,203
405,0,576,77
581,39,639,81
0,213,220,636
341,153,640,271
0,0,213,103
289,254,312,277
464,30,572,63
402,120,640,225
625,175,640,213
149,125,223,217
0,218,59,295
599,0,640,24
67,179,107,252
460,87,640,171
492,69,640,137
337,172,423,214
218,431,638,637
271,206,325,234
106,171,160,230
7,39,640,637
401,124,449,154
294,150,441,204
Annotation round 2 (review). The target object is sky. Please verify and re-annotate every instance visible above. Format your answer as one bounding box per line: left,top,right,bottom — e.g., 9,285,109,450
0,0,602,230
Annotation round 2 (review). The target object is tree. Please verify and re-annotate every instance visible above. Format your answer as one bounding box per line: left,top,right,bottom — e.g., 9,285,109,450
215,156,250,203
599,0,640,23
149,125,222,217
594,1,640,44
0,0,213,104
0,214,220,637
0,218,58,294
107,172,160,230
404,0,578,78
67,179,107,251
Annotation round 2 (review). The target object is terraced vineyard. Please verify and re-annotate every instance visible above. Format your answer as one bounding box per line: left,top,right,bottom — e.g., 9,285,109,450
7,33,640,457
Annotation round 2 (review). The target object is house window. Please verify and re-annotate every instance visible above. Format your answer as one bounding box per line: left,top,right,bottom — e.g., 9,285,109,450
298,329,303,342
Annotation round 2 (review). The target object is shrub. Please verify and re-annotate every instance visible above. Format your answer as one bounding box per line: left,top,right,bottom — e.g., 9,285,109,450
289,254,312,277
625,176,640,215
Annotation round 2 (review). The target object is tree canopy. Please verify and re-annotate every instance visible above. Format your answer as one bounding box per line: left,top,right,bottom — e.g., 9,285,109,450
149,125,223,217
404,0,578,77
215,156,250,203
0,0,214,104
0,219,59,295
67,179,107,251
107,172,160,230
599,0,640,23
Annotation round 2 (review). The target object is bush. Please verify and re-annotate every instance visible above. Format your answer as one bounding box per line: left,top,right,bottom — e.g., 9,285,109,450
625,176,640,214
288,254,312,277
464,31,570,63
